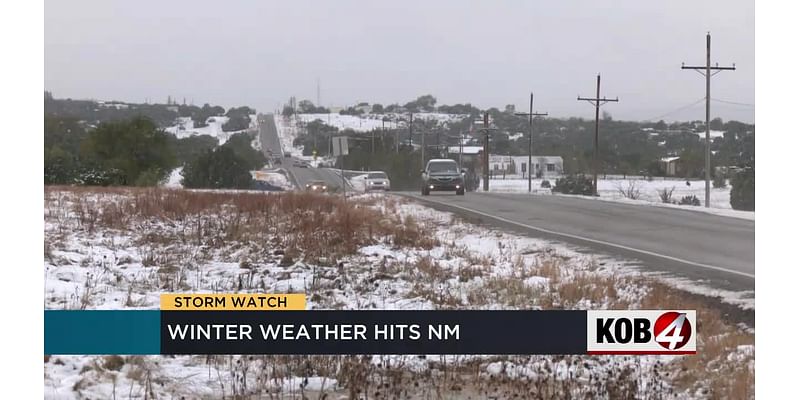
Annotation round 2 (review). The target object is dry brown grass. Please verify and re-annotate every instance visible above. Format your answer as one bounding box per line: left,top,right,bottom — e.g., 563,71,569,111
638,281,755,398
45,186,437,263
44,186,754,398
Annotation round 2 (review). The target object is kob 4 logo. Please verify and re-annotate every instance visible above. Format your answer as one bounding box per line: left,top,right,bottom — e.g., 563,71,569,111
587,310,696,355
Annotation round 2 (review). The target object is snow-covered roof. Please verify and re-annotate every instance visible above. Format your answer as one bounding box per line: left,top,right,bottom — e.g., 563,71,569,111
447,146,483,155
661,156,681,163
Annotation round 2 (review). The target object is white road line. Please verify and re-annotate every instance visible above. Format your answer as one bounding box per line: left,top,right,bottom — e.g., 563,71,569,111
404,194,755,280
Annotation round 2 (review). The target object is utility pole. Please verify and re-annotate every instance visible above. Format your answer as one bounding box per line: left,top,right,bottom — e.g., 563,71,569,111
459,132,464,167
480,112,498,192
515,92,548,193
407,112,414,151
421,125,426,170
682,32,735,208
578,75,618,196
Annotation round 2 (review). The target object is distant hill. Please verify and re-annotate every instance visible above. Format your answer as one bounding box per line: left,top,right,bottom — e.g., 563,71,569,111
44,94,258,144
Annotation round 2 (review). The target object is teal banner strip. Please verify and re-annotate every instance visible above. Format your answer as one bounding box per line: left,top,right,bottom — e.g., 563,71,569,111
45,310,160,355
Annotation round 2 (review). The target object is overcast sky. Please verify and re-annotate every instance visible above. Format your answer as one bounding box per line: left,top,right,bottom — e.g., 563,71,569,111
45,0,754,122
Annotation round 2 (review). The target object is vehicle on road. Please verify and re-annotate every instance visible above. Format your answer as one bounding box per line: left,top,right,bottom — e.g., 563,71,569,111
293,159,310,168
253,180,284,192
364,171,391,192
305,180,328,192
421,159,465,196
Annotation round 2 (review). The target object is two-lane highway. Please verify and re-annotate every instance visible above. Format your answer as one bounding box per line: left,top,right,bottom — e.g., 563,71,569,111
258,113,351,191
401,191,754,291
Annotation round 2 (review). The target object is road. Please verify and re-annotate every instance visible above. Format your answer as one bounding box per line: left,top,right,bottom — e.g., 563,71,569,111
400,191,754,291
258,113,351,191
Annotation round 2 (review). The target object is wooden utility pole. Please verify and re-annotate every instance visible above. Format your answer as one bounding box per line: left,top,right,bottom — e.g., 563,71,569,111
480,112,499,192
682,33,735,208
515,92,548,193
578,75,618,196
407,112,413,151
421,123,426,171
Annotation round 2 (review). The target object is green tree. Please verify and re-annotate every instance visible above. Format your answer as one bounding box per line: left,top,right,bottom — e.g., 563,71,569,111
44,116,88,184
81,116,175,186
222,132,267,170
223,106,254,131
404,95,437,112
710,117,724,131
169,134,219,165
730,167,754,211
181,147,253,189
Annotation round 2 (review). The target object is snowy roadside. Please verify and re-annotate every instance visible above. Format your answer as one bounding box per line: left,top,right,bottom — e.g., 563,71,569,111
480,178,754,220
44,187,754,399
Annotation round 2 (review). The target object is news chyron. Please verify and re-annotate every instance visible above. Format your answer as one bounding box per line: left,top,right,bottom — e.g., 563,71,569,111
587,310,696,355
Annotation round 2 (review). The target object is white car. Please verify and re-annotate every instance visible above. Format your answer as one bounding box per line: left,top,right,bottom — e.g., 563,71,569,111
364,172,391,192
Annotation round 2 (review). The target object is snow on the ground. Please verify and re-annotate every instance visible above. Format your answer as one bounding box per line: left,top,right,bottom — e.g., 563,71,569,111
274,114,305,156
165,115,255,145
693,129,726,139
296,112,468,132
480,177,753,220
163,167,183,188
43,189,753,398
297,113,398,132
251,115,262,151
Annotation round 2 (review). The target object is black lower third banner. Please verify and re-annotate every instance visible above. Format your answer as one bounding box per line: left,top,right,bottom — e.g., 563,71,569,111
162,310,586,355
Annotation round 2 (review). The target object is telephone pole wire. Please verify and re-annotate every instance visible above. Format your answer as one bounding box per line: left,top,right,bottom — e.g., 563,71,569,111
681,32,735,208
516,92,548,193
578,74,618,196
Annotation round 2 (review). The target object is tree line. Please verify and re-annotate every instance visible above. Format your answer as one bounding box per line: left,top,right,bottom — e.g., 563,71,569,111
44,115,266,189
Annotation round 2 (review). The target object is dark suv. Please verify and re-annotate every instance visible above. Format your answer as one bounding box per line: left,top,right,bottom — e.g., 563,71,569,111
421,159,465,196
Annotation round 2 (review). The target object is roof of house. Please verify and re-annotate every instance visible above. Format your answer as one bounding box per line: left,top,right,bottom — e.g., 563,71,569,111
447,146,483,155
661,156,681,163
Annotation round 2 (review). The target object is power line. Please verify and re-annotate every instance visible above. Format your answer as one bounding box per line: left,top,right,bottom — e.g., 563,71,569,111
643,97,706,122
711,98,754,107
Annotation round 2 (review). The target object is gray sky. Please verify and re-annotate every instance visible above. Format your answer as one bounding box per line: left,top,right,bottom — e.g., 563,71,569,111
45,0,754,122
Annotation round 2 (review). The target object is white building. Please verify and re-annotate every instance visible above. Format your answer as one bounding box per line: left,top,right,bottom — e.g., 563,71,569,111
488,155,563,178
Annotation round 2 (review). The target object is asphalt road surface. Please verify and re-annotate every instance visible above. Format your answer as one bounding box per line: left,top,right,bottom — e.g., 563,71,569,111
258,114,351,191
400,191,754,292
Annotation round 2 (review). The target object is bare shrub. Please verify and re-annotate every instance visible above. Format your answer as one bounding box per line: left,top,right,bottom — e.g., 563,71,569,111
657,186,676,203
616,180,642,200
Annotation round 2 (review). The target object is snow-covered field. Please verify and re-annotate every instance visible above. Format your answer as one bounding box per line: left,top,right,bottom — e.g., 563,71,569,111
164,114,257,145
163,167,183,188
480,177,753,219
297,112,468,133
43,188,754,399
